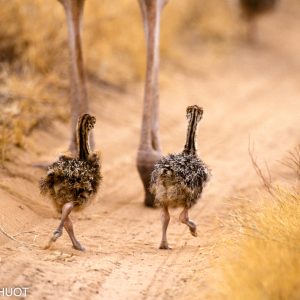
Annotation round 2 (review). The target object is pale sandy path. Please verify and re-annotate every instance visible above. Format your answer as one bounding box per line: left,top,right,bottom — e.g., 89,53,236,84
0,4,299,300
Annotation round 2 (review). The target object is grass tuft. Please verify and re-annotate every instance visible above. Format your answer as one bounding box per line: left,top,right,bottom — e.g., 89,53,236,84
215,186,300,300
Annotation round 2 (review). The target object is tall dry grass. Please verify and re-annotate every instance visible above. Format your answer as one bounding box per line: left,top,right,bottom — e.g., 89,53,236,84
215,155,300,300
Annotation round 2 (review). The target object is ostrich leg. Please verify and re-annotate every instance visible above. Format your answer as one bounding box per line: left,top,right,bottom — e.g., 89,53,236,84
64,216,85,251
179,207,197,237
58,0,90,153
137,0,168,207
151,0,168,151
159,205,171,249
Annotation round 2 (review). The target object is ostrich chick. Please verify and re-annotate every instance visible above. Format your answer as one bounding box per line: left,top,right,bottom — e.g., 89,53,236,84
151,105,211,249
240,0,278,41
40,114,101,251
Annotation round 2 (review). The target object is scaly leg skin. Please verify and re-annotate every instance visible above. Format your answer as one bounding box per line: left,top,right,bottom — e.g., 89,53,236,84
179,207,197,237
64,216,85,251
44,202,74,249
137,150,161,207
159,205,171,249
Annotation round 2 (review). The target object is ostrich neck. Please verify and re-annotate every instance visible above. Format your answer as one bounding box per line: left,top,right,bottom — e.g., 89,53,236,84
78,126,90,160
183,114,198,155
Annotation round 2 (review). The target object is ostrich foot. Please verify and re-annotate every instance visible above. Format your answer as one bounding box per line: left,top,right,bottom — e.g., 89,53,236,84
159,241,172,250
52,228,63,241
188,220,197,237
43,239,54,250
43,228,63,249
72,241,85,252
43,231,61,250
179,208,197,237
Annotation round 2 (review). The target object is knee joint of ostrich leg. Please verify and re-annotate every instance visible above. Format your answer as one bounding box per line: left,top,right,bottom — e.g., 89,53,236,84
179,208,197,237
179,208,188,224
51,202,74,241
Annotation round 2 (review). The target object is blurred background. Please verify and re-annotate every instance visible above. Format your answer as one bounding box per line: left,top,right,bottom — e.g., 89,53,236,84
0,0,298,163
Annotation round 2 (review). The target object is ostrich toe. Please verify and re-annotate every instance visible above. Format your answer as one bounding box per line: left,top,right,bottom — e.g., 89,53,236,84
52,228,63,241
188,220,197,237
159,241,172,250
73,241,85,252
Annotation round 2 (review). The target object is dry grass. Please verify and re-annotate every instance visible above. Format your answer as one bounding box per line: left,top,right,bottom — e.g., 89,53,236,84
282,145,300,180
0,68,68,163
214,147,300,300
0,1,296,160
215,184,300,299
0,0,238,162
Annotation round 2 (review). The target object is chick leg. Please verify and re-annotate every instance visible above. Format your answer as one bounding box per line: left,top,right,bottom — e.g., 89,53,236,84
44,202,74,249
64,215,85,251
159,205,171,249
179,207,197,237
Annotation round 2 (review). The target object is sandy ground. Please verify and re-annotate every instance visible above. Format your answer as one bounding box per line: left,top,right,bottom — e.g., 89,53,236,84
0,3,300,300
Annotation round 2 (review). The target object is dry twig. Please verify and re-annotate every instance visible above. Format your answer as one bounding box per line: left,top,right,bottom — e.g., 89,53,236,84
0,224,37,247
248,139,275,196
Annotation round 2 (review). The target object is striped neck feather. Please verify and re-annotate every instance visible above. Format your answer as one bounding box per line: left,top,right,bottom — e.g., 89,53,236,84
77,116,90,160
183,111,198,155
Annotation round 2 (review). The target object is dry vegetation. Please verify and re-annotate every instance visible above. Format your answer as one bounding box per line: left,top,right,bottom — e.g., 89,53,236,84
0,0,237,163
282,145,300,180
214,150,300,300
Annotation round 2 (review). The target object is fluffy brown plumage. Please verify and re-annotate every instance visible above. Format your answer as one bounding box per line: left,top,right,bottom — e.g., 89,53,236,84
40,152,101,211
40,113,101,251
151,153,210,208
151,105,210,209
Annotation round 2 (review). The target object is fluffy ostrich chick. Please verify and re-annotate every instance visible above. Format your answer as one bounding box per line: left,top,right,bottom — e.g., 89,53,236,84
151,105,211,249
40,114,101,251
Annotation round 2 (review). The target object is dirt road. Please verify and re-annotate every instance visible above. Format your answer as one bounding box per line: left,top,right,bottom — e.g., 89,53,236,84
0,3,300,299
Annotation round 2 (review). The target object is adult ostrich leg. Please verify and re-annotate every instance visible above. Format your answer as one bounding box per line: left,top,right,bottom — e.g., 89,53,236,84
58,0,91,153
137,0,168,207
